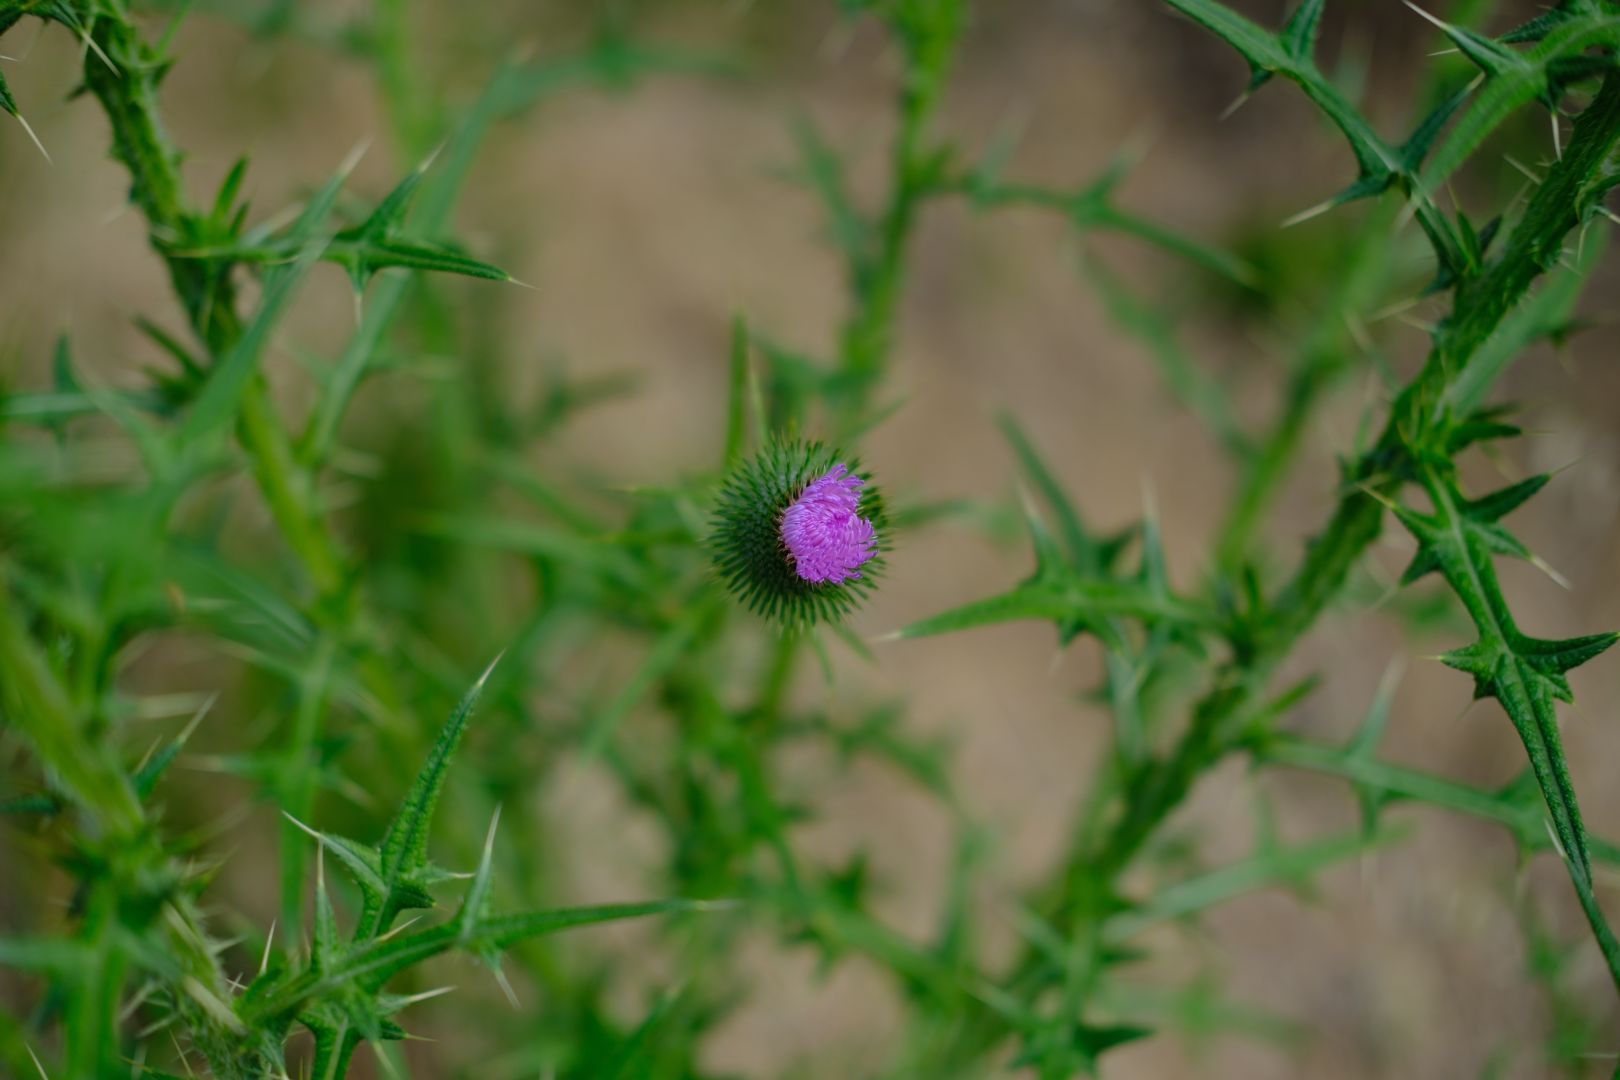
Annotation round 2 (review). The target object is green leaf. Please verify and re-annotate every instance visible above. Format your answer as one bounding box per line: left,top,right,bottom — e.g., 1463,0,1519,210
0,793,63,816
363,656,500,936
311,846,340,974
789,112,869,265
1391,473,1548,585
1010,1021,1153,1074
1502,7,1579,44
247,899,716,1022
1418,11,1620,208
899,575,1210,641
1104,827,1405,943
132,700,210,800
0,936,85,974
1080,257,1247,458
285,817,387,908
177,154,348,446
999,413,1123,577
328,160,510,292
324,235,509,289
455,808,501,956
1279,0,1326,62
211,157,249,223
1393,462,1620,996
1407,3,1532,79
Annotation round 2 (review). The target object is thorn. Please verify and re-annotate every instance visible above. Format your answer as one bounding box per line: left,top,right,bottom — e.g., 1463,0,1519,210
24,1043,48,1080
1545,818,1569,862
689,897,743,913
1504,155,1544,185
118,979,160,1023
14,113,51,164
1393,193,1419,234
1528,552,1572,590
1343,310,1374,354
491,961,521,1008
175,692,217,746
77,27,119,76
1395,311,1438,336
394,985,457,1009
281,810,323,844
868,629,904,644
1551,112,1563,161
1368,296,1422,324
1370,656,1407,721
1218,90,1253,122
371,1042,406,1080
1280,196,1339,229
334,773,378,810
133,734,166,775
416,139,447,176
473,650,506,696
377,914,423,942
1353,482,1405,516
1403,1,1450,34
181,974,247,1033
167,1026,198,1078
9,18,43,64
485,803,503,849
337,137,373,181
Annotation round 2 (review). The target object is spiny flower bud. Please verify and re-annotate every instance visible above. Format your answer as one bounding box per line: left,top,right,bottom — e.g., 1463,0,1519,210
710,440,887,627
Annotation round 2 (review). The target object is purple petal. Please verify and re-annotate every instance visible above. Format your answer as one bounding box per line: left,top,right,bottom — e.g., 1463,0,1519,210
780,464,878,584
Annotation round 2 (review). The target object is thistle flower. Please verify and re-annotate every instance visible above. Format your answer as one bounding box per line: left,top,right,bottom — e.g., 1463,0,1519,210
710,440,887,626
781,465,876,584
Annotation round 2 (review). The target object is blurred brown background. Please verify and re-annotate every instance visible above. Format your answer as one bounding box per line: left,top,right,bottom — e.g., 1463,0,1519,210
3,0,1619,1076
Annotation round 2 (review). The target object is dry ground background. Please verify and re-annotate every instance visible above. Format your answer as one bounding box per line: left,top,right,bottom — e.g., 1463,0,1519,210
3,0,1620,1076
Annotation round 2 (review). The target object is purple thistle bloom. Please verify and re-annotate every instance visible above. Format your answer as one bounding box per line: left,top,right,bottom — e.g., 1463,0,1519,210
781,464,877,585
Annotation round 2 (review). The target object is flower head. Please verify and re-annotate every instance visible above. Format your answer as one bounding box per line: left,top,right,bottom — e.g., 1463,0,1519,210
781,465,876,584
709,440,887,626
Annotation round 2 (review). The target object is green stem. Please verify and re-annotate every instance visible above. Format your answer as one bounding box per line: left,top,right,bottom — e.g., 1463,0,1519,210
835,5,963,420
83,5,352,609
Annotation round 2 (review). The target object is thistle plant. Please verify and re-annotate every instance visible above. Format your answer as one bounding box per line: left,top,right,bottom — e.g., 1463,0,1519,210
710,440,887,626
3,0,1620,1076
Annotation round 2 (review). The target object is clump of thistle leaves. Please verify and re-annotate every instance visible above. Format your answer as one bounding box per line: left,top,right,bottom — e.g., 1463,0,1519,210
710,438,887,627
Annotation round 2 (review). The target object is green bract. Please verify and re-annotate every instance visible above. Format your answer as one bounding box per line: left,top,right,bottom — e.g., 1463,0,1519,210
709,439,887,627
